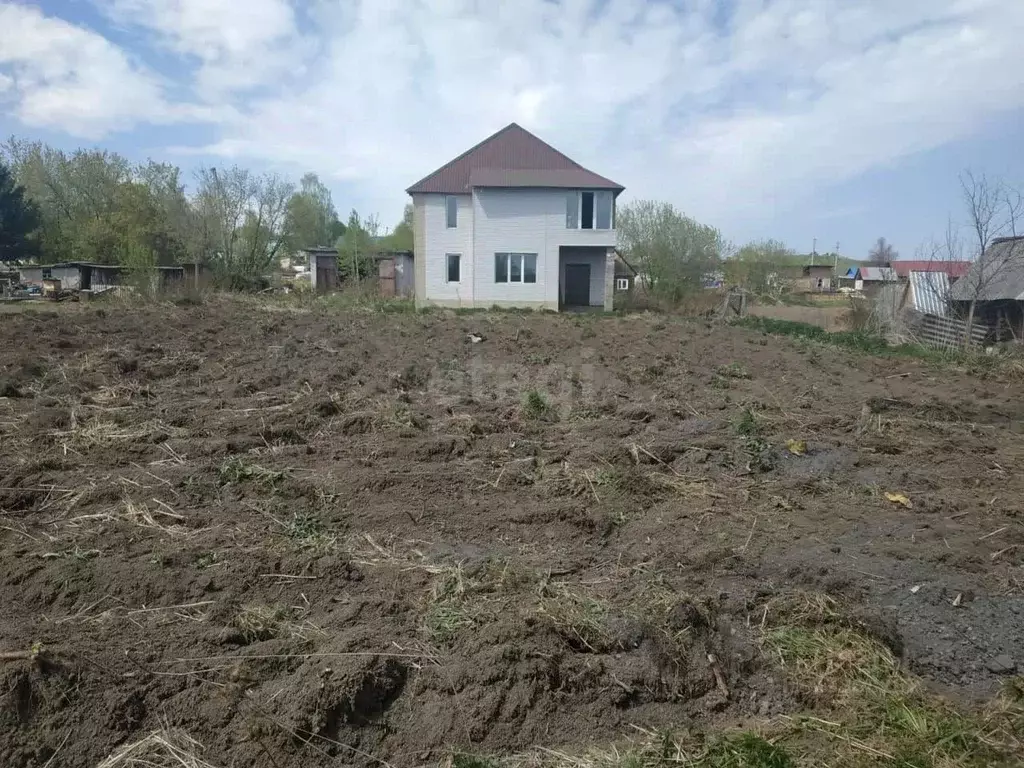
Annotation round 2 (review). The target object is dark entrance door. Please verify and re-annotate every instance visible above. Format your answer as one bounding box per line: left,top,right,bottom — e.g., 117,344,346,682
564,264,591,307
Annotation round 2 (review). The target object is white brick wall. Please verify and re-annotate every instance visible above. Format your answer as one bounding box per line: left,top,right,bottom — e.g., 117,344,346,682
421,193,474,305
419,187,616,308
472,189,555,306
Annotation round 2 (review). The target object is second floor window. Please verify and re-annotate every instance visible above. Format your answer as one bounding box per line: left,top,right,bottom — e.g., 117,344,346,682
566,191,613,230
445,195,458,228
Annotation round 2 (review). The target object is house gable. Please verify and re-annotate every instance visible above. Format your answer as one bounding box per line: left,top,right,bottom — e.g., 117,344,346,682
406,123,623,196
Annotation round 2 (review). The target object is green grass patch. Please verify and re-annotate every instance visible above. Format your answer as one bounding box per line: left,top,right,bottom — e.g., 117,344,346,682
733,408,773,472
700,733,793,768
283,512,333,547
734,408,760,437
424,561,530,645
521,389,555,421
762,594,1023,767
734,316,1001,369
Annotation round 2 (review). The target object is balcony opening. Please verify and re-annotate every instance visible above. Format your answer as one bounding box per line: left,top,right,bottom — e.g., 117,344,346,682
581,191,595,229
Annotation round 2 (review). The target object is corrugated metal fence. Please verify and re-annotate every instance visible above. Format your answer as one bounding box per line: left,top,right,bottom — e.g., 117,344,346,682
915,313,987,349
908,271,951,317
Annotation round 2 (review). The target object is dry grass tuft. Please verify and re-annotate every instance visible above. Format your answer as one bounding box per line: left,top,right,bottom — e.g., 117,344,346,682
537,583,616,653
52,418,187,449
232,603,323,643
67,497,196,537
370,396,419,431
96,728,219,768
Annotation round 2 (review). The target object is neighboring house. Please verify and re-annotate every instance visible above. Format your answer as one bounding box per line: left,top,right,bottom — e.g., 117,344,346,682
837,267,861,290
797,264,834,292
406,123,624,310
18,262,185,292
857,266,897,298
950,236,1024,339
613,254,637,292
890,260,972,284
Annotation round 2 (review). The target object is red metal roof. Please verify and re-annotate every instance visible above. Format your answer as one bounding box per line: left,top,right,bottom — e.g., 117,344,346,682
406,123,624,195
890,260,972,279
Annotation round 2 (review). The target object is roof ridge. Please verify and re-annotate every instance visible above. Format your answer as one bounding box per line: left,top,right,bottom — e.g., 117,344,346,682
406,123,621,195
406,123,526,194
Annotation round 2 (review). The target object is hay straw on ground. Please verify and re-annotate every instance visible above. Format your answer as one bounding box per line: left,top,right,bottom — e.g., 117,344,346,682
96,729,219,768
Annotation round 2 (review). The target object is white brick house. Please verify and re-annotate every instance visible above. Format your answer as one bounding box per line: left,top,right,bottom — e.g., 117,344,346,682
406,124,624,311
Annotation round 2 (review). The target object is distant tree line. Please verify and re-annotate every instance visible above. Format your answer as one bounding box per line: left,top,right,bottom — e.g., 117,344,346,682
0,138,413,288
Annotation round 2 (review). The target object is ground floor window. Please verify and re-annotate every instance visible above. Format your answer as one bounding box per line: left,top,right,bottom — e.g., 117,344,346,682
495,253,537,283
616,277,629,291
446,253,460,283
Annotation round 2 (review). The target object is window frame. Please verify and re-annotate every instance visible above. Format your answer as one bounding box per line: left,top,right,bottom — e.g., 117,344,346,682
445,253,461,284
445,195,458,228
495,252,538,284
565,190,579,229
580,191,595,230
523,253,537,284
616,277,630,291
566,190,614,231
509,253,523,282
595,191,613,230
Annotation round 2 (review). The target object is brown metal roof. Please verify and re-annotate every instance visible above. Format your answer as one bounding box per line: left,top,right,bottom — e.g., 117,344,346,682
406,123,624,195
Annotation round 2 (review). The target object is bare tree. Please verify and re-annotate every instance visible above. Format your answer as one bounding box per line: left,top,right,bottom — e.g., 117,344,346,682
959,170,1024,342
192,167,294,287
867,237,897,265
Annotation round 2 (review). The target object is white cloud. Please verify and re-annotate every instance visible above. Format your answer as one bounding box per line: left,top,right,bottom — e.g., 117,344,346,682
2,0,1023,235
0,2,168,138
98,0,302,97
187,0,1024,226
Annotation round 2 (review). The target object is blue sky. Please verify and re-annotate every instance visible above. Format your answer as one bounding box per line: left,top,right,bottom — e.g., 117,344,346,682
1,0,1022,260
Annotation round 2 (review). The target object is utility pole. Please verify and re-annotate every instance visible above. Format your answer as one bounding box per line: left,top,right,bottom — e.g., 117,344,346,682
834,242,840,271
811,237,817,266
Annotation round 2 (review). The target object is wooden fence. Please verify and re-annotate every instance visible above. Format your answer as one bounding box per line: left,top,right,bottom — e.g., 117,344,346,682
914,312,987,349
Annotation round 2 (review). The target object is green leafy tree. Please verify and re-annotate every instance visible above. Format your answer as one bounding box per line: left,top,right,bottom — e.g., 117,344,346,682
726,239,799,297
382,204,414,252
337,209,380,282
284,172,339,251
0,160,41,262
2,139,190,264
617,200,724,303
